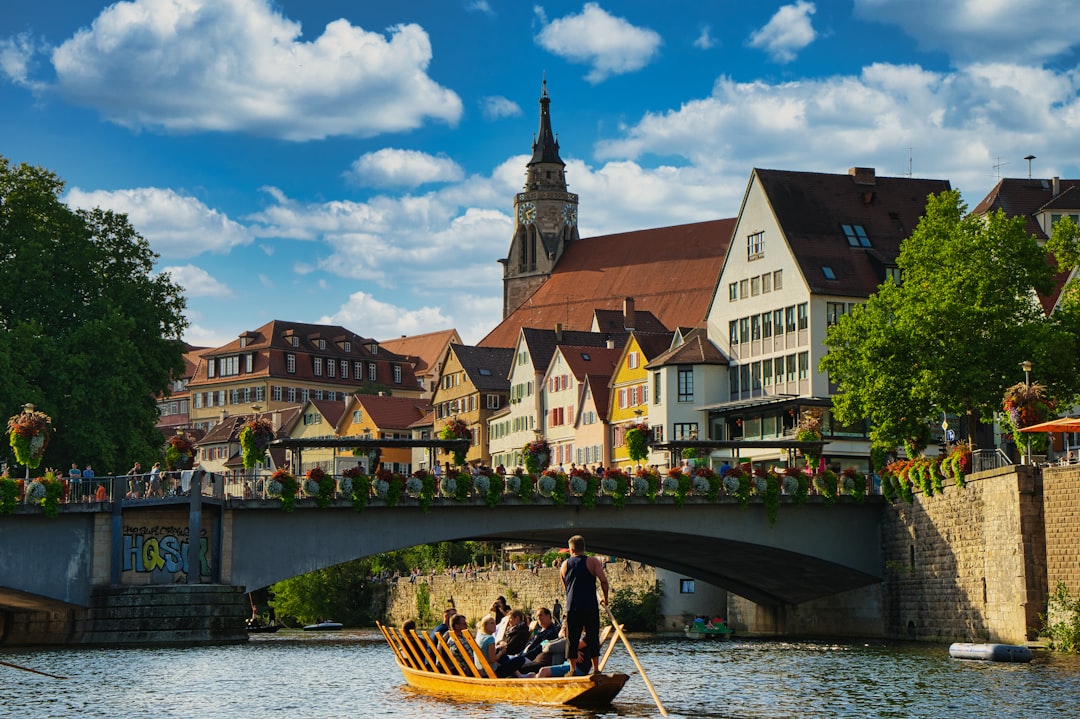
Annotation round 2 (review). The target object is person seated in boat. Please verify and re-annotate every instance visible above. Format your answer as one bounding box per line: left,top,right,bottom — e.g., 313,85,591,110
442,614,473,674
707,616,728,631
501,609,531,656
476,614,521,678
401,619,429,669
517,620,568,674
432,607,456,638
519,606,560,663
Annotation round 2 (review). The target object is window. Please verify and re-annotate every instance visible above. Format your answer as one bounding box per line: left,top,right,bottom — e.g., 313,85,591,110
730,320,739,345
785,306,796,333
774,359,784,385
827,302,848,326
673,423,698,440
343,341,351,352
272,386,282,401
340,360,348,379
822,266,836,280
327,359,336,378
763,358,773,386
368,363,377,381
680,579,695,594
885,267,902,286
313,357,323,376
739,317,750,344
290,335,299,347
221,355,239,376
762,272,772,293
393,365,402,384
301,388,310,403
842,224,871,247
245,353,254,373
751,314,761,341
751,275,761,295
762,312,773,339
786,354,797,382
678,366,694,402
314,390,324,400
653,371,662,404
739,279,749,299
729,367,739,396
628,351,639,369
486,394,500,409
798,352,809,380
797,303,808,331
774,309,784,335
751,361,762,390
773,270,783,290
747,231,765,259
286,353,296,374
207,359,215,378
729,282,737,301
194,393,203,409
216,390,226,406
287,387,296,402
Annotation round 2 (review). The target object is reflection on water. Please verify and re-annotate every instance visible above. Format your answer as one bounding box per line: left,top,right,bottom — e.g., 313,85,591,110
2,632,1079,719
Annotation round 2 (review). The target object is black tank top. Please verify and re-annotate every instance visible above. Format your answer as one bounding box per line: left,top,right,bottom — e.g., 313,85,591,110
564,555,597,611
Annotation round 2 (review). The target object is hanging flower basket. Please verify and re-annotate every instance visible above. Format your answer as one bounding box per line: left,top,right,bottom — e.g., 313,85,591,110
624,423,653,463
7,406,52,469
239,418,276,469
439,419,471,466
270,469,297,511
164,433,195,471
523,439,551,475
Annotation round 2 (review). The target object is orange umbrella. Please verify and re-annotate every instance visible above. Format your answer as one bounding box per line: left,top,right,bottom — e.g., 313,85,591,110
1018,417,1080,433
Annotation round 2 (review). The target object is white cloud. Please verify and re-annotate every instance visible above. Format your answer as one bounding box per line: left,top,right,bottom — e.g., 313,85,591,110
320,290,454,343
467,0,494,15
0,32,43,88
64,186,253,259
481,95,522,120
693,26,716,50
45,0,462,140
159,264,234,298
748,1,817,63
346,149,465,188
535,3,662,84
854,0,1080,65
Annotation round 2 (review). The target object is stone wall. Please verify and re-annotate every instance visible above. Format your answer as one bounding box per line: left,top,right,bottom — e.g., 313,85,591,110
880,466,1045,644
383,565,658,629
1043,465,1080,594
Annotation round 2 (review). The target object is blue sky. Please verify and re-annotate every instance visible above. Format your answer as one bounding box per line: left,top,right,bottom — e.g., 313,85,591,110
4,1,1080,347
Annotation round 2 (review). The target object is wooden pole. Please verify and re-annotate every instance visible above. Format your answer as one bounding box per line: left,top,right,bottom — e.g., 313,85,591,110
0,659,67,679
605,605,667,717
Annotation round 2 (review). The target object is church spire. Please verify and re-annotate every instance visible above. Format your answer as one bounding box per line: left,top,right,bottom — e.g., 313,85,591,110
530,78,564,167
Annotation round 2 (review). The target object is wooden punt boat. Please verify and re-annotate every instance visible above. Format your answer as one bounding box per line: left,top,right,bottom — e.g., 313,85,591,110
377,622,629,707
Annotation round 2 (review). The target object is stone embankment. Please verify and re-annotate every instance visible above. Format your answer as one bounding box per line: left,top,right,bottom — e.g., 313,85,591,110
382,563,657,628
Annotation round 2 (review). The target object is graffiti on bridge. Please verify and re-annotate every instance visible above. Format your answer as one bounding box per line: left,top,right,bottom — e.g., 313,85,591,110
122,523,211,581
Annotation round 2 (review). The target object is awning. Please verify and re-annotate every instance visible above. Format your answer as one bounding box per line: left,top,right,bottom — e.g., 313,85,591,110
1018,417,1080,433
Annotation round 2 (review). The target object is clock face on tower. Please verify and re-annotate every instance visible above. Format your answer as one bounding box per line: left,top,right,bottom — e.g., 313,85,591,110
518,201,537,225
562,203,577,225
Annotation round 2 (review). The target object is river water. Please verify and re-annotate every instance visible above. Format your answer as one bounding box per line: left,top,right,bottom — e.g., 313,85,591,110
3,631,1078,719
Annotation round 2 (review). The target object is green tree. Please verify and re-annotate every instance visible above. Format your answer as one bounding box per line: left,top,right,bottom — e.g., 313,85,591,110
0,156,187,474
823,189,1062,451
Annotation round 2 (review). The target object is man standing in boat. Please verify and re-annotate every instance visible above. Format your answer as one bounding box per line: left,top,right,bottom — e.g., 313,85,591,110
560,534,609,675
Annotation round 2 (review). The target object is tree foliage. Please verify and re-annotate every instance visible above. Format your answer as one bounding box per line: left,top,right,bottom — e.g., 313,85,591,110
822,189,1074,451
0,156,187,474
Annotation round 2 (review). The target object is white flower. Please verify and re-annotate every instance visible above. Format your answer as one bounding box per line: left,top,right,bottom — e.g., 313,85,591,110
692,475,710,495
474,475,490,495
537,475,556,497
405,476,424,496
662,476,680,494
338,476,353,495
26,481,46,501
601,477,618,495
303,478,320,496
782,475,799,495
569,475,588,495
723,475,741,494
504,475,521,493
440,476,457,497
266,479,283,497
374,479,390,498
753,476,768,494
632,476,649,496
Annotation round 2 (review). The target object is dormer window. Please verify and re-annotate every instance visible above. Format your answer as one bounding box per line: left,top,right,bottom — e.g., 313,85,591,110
367,342,378,355
343,341,351,352
842,224,871,247
289,336,299,348
822,266,836,280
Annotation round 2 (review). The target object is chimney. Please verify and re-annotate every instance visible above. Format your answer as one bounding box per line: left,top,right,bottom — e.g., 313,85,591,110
554,322,562,342
605,338,615,349
1053,176,1061,196
849,167,876,186
623,297,635,330
272,412,281,430
378,391,387,397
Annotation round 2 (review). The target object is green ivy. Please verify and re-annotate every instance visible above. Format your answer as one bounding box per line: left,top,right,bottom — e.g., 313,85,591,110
550,474,568,507
279,473,298,512
484,474,504,508
1042,581,1080,653
419,472,438,512
0,478,19,514
580,474,600,510
764,475,781,526
517,473,535,504
452,473,472,503
672,474,692,507
350,474,371,511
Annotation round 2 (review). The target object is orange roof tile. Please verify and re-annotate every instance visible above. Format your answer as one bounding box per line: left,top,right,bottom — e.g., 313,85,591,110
355,394,431,431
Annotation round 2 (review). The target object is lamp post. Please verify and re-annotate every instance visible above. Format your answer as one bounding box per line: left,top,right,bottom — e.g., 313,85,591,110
1021,360,1033,465
21,403,33,482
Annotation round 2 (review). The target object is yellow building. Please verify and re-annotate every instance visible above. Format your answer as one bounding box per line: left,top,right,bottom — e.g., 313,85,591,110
339,393,430,475
609,333,673,468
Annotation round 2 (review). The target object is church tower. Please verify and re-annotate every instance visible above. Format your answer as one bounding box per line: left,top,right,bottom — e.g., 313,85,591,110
501,80,580,319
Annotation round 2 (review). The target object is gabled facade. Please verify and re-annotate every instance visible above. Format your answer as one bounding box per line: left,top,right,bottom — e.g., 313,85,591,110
488,327,623,471
157,344,208,434
542,344,620,471
196,406,299,478
704,167,950,468
379,328,462,398
432,344,514,467
186,319,421,433
339,393,430,475
609,332,674,468
644,326,728,469
289,399,348,474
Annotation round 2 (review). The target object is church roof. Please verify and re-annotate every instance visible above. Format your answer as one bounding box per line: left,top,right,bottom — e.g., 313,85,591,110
480,218,735,348
530,80,564,166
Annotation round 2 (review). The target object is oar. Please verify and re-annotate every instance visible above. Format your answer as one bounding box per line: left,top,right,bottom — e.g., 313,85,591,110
604,605,667,717
0,659,67,679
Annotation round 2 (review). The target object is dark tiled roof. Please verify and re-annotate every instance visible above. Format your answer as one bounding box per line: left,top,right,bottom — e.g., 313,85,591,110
646,327,728,368
592,308,669,335
972,177,1080,239
480,218,735,347
583,374,612,422
451,345,514,390
354,394,431,431
309,399,347,427
558,345,622,380
522,328,626,375
754,168,950,298
634,331,676,361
